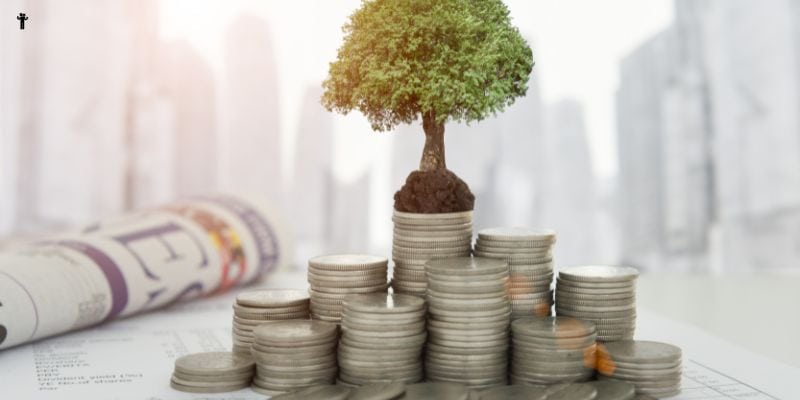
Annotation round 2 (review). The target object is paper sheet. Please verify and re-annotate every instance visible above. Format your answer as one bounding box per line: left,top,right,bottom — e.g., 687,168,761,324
0,281,797,399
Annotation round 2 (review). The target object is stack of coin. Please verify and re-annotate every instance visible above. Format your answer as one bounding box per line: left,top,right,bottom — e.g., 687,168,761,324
170,351,254,393
424,257,511,389
555,265,638,341
231,289,310,356
338,293,427,385
391,210,473,296
474,227,556,318
250,320,339,395
597,340,682,398
510,317,597,385
308,254,389,323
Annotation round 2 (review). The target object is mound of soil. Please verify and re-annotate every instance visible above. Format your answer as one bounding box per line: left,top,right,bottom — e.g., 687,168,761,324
393,169,475,213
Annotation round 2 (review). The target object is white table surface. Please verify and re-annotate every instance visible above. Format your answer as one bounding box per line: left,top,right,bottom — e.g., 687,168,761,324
637,273,800,369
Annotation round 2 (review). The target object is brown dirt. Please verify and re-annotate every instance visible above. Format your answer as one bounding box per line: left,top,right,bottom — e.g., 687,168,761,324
393,169,475,213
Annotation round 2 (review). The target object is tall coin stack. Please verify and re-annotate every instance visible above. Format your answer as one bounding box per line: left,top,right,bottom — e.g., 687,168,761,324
250,320,339,395
231,289,310,357
337,293,427,385
424,257,511,389
555,265,638,342
597,340,682,398
510,317,597,385
308,254,389,323
474,227,556,318
391,210,473,296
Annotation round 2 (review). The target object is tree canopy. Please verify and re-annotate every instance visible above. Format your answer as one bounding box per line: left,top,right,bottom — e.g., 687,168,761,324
322,0,534,132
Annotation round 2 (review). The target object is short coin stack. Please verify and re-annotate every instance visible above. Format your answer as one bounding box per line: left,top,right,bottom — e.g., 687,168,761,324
510,317,597,385
424,257,511,389
308,254,389,323
231,289,310,356
597,340,682,398
170,351,254,393
250,320,339,395
555,265,638,341
338,293,427,385
391,210,473,296
474,227,556,318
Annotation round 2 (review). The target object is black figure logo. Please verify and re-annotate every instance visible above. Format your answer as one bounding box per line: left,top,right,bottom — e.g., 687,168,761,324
17,13,28,30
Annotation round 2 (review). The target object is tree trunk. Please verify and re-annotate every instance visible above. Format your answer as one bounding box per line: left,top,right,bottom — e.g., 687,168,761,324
420,111,446,171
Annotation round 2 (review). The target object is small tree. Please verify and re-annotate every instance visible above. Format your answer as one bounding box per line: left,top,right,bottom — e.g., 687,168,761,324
322,0,533,212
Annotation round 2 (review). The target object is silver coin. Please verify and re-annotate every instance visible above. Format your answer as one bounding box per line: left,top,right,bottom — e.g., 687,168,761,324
341,333,428,350
556,277,636,289
597,340,681,364
252,377,335,391
427,281,507,295
427,297,509,312
427,270,509,282
253,320,337,343
426,288,506,300
477,227,556,242
392,216,472,226
236,289,310,308
309,265,388,277
428,318,508,331
393,227,472,238
511,316,595,338
342,293,425,314
556,308,636,319
270,384,351,400
311,283,390,294
555,304,636,314
425,374,507,388
309,254,388,270
512,335,596,350
393,221,473,232
429,310,512,324
394,235,472,246
429,325,508,337
559,265,639,283
169,378,250,393
424,257,508,276
170,372,252,386
342,311,427,324
479,384,548,400
543,383,598,400
605,358,682,371
402,382,472,400
174,351,255,376
429,305,511,319
347,382,406,400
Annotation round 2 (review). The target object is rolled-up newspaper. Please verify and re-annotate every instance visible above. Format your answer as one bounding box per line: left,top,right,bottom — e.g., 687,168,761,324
0,194,290,350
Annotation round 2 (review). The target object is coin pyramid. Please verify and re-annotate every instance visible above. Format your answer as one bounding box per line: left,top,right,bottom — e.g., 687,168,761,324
555,265,638,341
337,293,427,385
510,316,597,385
171,351,254,393
424,257,511,389
474,227,556,318
308,254,389,323
391,211,473,296
597,340,682,398
231,289,310,357
250,320,339,395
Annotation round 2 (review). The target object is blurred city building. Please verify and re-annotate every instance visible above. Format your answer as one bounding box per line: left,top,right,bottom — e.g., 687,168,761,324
616,0,800,271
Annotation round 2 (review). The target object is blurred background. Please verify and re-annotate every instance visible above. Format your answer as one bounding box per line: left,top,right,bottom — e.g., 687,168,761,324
1,0,799,274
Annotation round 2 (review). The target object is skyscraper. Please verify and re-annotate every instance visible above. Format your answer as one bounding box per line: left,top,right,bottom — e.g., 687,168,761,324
220,15,283,204
14,1,148,229
292,86,334,259
542,100,599,267
158,40,218,198
702,0,800,270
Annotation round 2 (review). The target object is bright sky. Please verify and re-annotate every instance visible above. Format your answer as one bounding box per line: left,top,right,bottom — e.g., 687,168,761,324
160,0,674,180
